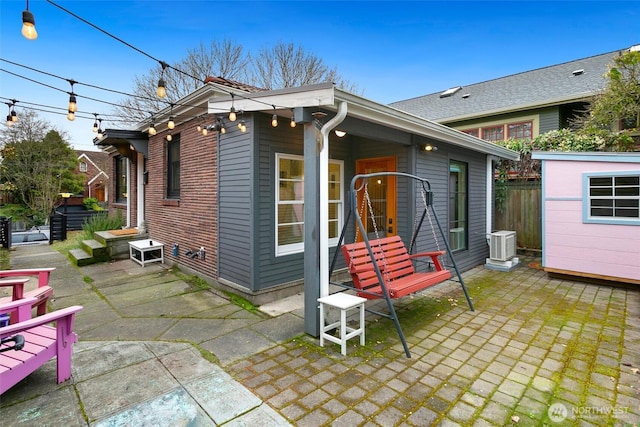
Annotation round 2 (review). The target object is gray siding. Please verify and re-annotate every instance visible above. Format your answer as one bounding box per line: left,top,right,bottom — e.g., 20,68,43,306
414,142,489,272
218,115,255,288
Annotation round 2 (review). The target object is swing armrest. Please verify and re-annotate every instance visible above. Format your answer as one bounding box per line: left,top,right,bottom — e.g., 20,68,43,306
409,251,446,271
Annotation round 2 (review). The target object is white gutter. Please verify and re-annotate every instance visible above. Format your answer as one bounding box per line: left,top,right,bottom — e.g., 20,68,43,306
137,152,145,230
319,101,347,297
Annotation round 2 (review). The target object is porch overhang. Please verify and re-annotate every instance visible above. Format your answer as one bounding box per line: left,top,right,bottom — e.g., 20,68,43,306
206,82,519,160
94,129,149,160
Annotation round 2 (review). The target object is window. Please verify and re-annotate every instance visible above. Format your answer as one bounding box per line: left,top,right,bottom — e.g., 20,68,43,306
462,128,480,138
115,156,127,203
449,161,468,251
507,122,532,139
586,173,639,224
167,135,180,198
276,153,343,256
79,161,87,172
481,126,504,142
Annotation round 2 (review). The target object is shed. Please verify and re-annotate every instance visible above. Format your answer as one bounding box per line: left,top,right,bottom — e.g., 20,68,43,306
532,152,640,284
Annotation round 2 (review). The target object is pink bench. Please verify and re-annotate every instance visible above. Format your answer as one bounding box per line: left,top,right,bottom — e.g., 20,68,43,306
0,297,82,394
0,268,56,319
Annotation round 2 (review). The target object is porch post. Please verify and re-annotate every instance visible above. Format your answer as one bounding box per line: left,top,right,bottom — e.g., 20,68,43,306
303,120,321,336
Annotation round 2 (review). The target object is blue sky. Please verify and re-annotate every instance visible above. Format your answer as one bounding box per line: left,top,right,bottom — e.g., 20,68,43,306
1,0,639,151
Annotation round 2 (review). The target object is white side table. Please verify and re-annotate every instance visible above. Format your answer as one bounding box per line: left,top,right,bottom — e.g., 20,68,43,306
318,293,366,356
129,239,164,267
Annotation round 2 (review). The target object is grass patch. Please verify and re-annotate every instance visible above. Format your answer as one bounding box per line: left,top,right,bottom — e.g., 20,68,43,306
0,248,10,270
223,291,258,313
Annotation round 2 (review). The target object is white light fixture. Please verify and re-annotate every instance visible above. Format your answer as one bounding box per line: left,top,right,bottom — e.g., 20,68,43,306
334,130,346,138
422,144,438,152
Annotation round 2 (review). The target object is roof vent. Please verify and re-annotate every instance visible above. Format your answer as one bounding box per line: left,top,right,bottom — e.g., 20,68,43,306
440,86,462,98
461,93,470,99
572,69,585,76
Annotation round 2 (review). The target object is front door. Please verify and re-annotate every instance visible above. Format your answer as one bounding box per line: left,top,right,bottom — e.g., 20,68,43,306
355,157,397,240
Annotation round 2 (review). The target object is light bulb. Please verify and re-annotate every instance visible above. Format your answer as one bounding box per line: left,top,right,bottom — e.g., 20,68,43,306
202,128,208,136
167,116,175,130
148,125,156,136
21,10,37,40
92,122,98,133
166,134,172,142
67,110,75,121
97,129,104,139
6,115,13,127
290,118,296,128
229,107,237,122
157,78,166,98
68,94,77,112
10,111,18,122
220,126,226,134
272,113,278,127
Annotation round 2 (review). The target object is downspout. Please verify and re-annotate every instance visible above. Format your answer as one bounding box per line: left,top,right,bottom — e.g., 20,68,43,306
486,155,496,244
126,157,132,228
136,151,145,230
319,101,347,298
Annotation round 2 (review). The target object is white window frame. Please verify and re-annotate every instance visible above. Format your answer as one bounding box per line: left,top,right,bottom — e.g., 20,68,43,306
583,171,640,225
275,153,344,256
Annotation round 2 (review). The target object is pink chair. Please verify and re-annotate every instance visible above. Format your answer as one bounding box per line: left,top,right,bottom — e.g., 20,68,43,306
0,297,82,394
0,268,56,319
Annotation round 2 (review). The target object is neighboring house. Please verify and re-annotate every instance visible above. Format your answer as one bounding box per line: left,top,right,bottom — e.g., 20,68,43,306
95,79,518,335
532,152,640,285
75,150,109,202
390,45,639,142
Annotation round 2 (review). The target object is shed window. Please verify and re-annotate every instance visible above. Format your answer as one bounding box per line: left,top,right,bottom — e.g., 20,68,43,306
275,153,343,256
585,173,639,224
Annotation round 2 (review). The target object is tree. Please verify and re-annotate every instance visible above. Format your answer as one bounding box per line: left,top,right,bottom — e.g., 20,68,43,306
583,49,640,132
112,40,357,124
0,125,83,224
0,109,54,148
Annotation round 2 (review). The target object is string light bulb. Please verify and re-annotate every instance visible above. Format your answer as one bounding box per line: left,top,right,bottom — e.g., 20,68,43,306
10,110,18,123
229,93,237,121
167,104,175,129
21,1,37,40
66,80,77,112
218,117,226,134
157,61,168,98
97,119,104,138
202,127,208,136
92,114,99,132
166,133,172,142
68,94,77,112
290,109,296,128
6,115,12,127
148,122,157,136
271,105,278,127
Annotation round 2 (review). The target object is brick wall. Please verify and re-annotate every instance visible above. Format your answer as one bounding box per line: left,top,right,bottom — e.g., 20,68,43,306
145,115,219,280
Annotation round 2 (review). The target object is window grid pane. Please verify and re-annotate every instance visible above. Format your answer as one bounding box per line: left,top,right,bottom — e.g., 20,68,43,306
589,175,640,220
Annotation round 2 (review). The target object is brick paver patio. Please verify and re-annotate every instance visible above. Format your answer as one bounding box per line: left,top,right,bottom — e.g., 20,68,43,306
229,259,640,426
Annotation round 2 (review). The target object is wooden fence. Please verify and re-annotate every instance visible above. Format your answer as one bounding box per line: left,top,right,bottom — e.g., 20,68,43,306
494,181,542,250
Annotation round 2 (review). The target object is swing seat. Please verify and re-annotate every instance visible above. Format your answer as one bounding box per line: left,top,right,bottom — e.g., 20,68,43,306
342,235,451,300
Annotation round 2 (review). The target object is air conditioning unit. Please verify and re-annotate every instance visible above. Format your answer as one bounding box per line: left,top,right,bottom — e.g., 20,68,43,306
490,231,516,261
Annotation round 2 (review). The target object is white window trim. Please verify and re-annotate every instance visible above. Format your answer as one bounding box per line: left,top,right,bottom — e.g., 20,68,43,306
583,171,640,225
275,153,344,256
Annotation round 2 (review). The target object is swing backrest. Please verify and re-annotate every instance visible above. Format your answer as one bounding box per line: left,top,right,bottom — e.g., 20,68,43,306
342,235,415,290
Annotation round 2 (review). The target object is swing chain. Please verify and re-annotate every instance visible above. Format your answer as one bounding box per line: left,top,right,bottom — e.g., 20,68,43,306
364,182,391,283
